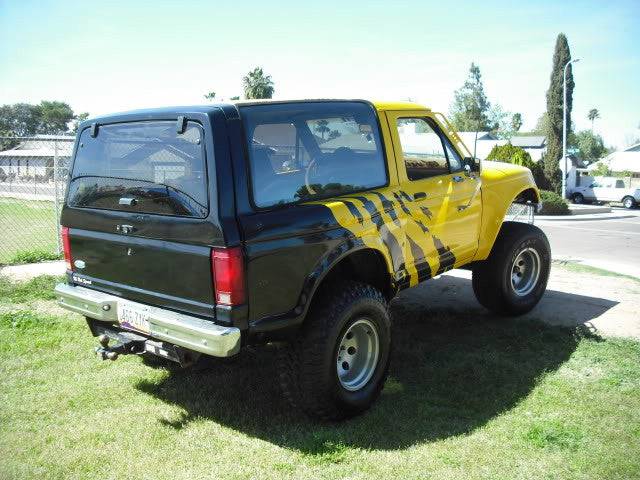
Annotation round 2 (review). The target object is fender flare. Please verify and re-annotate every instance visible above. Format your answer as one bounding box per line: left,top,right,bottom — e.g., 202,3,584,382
248,237,393,335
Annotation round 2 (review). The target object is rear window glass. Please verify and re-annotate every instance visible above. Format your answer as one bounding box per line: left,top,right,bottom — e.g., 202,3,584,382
240,102,387,208
68,121,208,217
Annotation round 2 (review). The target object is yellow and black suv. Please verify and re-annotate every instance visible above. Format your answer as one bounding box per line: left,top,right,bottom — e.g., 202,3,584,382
55,100,550,420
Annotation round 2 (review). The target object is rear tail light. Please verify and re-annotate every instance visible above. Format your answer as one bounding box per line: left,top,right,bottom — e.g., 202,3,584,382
211,247,246,306
61,226,72,271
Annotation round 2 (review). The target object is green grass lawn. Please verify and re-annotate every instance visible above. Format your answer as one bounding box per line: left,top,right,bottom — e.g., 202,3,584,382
0,198,60,264
1,275,639,479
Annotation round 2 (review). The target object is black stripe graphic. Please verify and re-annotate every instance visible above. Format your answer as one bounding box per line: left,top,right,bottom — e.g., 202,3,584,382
434,236,456,275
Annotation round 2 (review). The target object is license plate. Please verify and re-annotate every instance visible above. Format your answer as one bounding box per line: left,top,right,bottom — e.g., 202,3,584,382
117,302,151,334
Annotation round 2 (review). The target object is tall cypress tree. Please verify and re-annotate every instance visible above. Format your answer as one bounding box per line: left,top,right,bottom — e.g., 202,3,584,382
543,33,574,193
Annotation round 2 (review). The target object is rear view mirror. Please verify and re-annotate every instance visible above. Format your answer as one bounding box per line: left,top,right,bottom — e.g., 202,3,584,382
463,156,480,173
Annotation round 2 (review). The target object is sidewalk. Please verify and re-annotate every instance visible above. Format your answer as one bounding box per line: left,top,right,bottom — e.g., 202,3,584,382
0,260,65,282
398,266,640,340
536,212,637,221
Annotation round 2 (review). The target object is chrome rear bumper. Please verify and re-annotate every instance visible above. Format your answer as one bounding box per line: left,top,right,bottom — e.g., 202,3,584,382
54,283,240,357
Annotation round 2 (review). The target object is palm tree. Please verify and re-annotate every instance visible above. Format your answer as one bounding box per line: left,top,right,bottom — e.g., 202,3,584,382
242,67,275,99
203,91,216,101
315,120,330,140
587,108,600,131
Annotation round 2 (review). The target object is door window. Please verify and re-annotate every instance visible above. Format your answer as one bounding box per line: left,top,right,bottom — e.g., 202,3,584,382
444,140,464,172
396,118,455,180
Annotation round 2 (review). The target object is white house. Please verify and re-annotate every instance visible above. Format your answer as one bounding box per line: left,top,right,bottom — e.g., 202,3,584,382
0,135,74,180
456,132,504,160
509,135,547,162
588,142,640,175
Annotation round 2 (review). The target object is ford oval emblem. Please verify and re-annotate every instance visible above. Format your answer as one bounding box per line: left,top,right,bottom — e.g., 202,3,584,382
74,259,86,269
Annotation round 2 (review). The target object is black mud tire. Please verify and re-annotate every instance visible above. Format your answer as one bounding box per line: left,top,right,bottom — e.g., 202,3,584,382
572,192,584,204
472,222,551,316
278,281,391,421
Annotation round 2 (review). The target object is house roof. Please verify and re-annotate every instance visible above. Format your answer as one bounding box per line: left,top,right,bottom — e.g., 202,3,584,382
589,149,640,173
624,142,640,152
456,131,499,146
0,135,74,157
510,136,546,148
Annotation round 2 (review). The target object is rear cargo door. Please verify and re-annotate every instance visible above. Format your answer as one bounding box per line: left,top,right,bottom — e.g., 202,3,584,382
62,120,220,318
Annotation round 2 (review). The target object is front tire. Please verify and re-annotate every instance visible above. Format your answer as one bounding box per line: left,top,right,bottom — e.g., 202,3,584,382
622,196,636,209
278,281,391,420
472,222,551,315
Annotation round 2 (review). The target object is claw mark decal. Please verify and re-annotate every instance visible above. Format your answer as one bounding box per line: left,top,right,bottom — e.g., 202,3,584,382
434,237,455,275
317,188,457,288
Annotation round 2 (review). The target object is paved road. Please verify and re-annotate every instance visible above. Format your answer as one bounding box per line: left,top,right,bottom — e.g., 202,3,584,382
535,208,640,277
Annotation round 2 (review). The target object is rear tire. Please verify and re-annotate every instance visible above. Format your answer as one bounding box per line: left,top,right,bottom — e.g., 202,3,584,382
278,281,391,420
472,222,550,315
572,192,584,204
622,196,636,209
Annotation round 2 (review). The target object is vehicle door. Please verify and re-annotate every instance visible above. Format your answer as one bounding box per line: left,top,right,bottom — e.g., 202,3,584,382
593,180,613,201
613,179,627,202
386,111,481,283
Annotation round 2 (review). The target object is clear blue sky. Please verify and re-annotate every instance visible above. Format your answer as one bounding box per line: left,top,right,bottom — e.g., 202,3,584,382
1,0,638,147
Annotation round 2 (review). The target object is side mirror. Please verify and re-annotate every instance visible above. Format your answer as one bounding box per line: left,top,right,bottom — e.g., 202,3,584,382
463,156,480,173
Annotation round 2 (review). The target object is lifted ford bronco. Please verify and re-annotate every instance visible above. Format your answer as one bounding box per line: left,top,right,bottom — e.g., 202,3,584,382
55,100,550,419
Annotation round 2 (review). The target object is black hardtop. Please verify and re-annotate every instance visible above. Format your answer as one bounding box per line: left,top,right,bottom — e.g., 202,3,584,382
78,99,374,130
78,104,233,130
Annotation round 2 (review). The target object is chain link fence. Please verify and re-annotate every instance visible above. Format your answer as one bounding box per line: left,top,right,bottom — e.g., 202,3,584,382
0,136,74,264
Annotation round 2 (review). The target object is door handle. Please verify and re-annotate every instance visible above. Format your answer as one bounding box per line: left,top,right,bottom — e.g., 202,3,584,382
452,175,464,183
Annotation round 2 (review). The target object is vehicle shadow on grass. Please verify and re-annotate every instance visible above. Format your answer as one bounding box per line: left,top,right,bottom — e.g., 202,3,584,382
135,276,614,454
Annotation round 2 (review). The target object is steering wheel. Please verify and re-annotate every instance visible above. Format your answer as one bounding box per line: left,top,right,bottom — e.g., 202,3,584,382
304,158,319,195
304,148,354,196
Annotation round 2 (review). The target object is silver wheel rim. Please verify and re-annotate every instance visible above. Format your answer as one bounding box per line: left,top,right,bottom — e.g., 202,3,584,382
336,318,380,392
624,198,632,208
510,247,541,297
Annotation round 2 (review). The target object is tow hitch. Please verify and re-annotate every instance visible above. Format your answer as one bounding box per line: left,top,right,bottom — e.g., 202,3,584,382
95,332,146,361
89,321,201,367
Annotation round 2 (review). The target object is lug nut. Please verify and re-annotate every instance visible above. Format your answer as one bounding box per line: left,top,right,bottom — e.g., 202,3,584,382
98,334,110,348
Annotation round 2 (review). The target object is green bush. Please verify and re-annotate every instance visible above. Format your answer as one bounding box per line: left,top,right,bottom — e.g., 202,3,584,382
487,143,547,188
539,190,570,215
487,143,536,169
7,249,62,265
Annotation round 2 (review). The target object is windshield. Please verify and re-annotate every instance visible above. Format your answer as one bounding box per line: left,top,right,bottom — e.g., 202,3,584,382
68,121,208,217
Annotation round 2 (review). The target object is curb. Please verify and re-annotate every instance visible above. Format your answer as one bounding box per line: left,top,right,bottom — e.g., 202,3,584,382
536,214,637,221
553,257,640,280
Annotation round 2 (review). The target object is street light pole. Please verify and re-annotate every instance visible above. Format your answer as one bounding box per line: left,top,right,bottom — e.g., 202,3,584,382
562,58,580,199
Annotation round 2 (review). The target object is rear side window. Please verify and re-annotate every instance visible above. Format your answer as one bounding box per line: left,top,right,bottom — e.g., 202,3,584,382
240,102,387,208
68,121,208,217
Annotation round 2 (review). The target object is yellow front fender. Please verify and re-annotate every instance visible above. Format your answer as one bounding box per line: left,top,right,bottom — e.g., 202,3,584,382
475,161,540,261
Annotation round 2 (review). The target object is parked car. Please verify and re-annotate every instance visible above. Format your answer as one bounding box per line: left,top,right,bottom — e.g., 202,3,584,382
54,100,549,419
571,179,639,209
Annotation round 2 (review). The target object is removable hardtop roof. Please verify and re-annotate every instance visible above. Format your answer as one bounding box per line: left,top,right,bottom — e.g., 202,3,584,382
78,99,432,129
